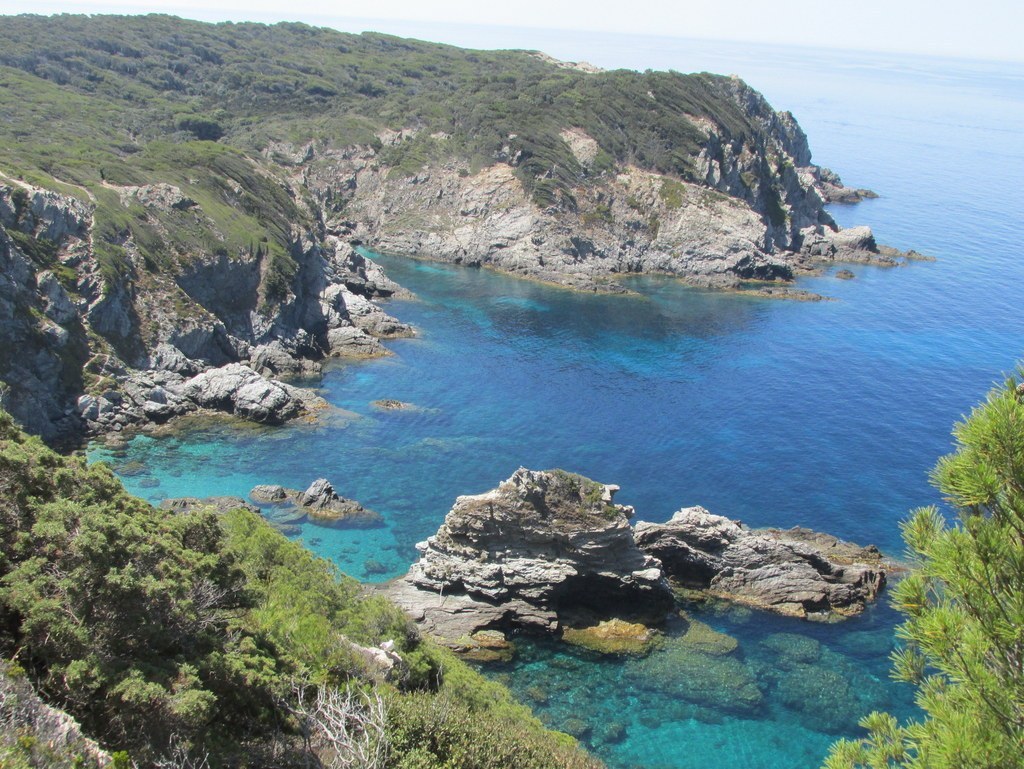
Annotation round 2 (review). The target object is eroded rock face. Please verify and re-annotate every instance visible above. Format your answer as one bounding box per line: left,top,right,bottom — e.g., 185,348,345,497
633,506,887,618
387,468,673,640
0,662,111,767
0,181,413,445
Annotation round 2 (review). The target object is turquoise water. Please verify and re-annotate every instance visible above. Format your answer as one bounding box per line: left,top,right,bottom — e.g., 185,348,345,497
90,43,1024,769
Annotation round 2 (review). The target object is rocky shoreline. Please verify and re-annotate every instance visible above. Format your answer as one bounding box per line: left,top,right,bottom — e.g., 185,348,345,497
0,180,413,446
386,469,893,652
0,59,928,448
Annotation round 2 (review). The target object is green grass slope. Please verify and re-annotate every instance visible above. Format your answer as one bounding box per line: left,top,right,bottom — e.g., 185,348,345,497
0,14,766,215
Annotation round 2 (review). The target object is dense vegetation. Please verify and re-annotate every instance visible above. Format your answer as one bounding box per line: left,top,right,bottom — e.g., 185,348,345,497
0,409,600,768
0,13,769,281
825,376,1024,768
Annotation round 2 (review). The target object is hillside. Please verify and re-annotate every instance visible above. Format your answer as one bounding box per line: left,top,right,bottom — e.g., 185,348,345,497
0,408,601,768
0,14,898,445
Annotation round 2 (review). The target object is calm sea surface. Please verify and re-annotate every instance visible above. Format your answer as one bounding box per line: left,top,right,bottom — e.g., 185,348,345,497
90,37,1024,769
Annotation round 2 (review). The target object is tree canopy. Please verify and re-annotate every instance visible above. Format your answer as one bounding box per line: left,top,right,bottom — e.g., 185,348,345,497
824,376,1024,768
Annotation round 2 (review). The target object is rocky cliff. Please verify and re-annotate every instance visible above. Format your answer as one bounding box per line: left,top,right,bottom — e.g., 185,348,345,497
0,177,411,445
299,85,906,294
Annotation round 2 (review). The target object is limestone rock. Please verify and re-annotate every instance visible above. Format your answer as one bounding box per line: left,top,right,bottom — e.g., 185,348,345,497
387,468,673,640
633,507,887,619
342,638,407,682
181,363,322,424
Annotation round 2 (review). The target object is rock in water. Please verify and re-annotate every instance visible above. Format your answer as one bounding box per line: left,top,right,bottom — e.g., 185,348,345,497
246,479,383,528
633,506,886,618
160,496,259,515
387,468,673,640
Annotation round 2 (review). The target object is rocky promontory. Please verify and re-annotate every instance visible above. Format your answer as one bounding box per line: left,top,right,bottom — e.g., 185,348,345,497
388,469,890,647
387,468,673,640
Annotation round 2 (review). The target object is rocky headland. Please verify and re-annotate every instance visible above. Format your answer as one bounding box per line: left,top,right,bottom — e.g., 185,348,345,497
0,16,928,447
387,469,891,650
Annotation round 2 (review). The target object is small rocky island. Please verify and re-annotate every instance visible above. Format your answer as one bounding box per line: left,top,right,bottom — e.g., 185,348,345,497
387,468,891,650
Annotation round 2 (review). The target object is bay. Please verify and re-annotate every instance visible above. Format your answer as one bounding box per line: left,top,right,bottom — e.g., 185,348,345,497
90,37,1024,768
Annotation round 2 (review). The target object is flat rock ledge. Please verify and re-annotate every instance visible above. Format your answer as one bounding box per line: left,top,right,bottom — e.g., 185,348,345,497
387,470,890,648
386,468,673,641
633,506,888,619
249,478,383,530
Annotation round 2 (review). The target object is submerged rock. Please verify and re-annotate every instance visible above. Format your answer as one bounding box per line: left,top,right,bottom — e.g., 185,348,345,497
454,630,516,663
160,496,259,515
371,398,417,411
562,618,659,656
387,468,673,641
633,506,887,619
677,617,739,656
625,632,763,715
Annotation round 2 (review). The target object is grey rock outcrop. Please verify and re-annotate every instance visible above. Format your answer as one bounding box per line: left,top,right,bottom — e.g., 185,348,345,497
182,363,320,424
388,471,890,646
387,468,673,640
633,506,887,619
75,363,326,434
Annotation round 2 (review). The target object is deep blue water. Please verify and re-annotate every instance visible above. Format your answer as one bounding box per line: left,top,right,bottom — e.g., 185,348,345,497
90,40,1024,769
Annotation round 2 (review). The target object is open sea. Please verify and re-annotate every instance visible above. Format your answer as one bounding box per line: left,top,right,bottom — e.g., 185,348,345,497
89,33,1024,769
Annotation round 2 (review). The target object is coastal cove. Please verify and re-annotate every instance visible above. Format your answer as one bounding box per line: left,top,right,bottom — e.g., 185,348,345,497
87,43,1024,769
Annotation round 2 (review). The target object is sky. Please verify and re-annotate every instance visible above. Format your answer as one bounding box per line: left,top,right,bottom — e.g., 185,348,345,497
0,0,1020,63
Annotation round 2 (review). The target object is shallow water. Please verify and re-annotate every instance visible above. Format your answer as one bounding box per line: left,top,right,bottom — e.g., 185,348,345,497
90,41,1024,769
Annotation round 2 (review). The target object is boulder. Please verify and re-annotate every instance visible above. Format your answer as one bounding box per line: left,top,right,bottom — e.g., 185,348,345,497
182,363,321,424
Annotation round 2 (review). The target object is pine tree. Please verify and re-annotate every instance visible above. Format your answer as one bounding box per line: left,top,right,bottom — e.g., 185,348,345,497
824,376,1024,768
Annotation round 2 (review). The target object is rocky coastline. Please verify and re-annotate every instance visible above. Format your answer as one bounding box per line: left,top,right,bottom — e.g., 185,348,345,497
0,180,413,446
386,469,892,652
0,48,928,449
0,28,930,452
309,79,921,295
